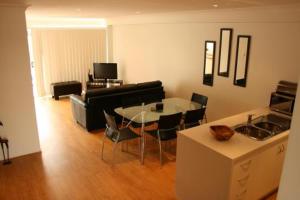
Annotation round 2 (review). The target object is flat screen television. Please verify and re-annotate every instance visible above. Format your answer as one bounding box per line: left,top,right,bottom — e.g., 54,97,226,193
93,63,117,80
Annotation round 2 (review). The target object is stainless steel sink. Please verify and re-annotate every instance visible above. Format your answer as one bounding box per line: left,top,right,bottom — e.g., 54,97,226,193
254,114,291,131
254,122,283,135
234,113,291,141
234,125,272,141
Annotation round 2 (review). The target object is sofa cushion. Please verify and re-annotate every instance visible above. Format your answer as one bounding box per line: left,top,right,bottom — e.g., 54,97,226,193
51,81,81,87
136,80,162,89
85,84,137,100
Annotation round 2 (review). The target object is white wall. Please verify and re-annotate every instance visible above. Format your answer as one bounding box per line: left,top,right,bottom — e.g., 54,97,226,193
111,5,300,121
277,78,300,199
0,5,40,159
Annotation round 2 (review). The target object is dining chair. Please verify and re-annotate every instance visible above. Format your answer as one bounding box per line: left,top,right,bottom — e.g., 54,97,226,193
144,112,182,166
191,93,208,123
102,111,141,164
183,107,206,129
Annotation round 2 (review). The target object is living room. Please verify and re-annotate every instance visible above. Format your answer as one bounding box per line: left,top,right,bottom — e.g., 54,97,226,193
0,0,300,199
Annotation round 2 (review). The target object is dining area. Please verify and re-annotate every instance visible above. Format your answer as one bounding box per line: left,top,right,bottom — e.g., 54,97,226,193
101,93,208,166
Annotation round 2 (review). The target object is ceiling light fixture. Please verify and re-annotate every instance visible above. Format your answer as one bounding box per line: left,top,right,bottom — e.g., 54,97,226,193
135,11,141,14
212,4,219,8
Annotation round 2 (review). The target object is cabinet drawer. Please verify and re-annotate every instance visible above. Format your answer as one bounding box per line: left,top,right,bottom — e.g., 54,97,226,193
230,174,251,198
233,159,253,179
236,174,251,188
230,159,253,200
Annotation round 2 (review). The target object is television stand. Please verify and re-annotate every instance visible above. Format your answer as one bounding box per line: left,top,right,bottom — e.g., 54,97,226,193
86,79,123,89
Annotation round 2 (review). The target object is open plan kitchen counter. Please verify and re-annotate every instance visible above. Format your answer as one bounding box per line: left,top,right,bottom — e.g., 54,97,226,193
176,107,290,200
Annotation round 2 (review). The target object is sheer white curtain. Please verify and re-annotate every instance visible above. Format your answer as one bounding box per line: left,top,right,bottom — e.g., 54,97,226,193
31,29,107,96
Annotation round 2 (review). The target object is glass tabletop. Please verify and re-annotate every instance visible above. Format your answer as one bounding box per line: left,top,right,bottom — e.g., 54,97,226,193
114,97,202,124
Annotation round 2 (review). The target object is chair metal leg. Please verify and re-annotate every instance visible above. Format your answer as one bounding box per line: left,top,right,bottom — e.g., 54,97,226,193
112,141,118,165
158,138,163,166
4,142,11,164
0,142,6,162
204,114,208,123
156,131,163,166
121,117,126,128
101,136,106,160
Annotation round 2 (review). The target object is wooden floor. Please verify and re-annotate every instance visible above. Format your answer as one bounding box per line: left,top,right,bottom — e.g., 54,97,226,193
0,98,177,200
0,97,278,200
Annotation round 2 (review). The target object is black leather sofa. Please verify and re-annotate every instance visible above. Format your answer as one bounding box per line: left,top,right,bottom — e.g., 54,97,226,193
70,80,165,132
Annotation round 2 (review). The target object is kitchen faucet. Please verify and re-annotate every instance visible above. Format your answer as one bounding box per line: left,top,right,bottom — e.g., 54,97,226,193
247,114,255,125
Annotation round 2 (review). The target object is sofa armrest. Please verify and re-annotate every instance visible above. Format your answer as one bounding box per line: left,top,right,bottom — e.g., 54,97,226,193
70,94,86,107
70,95,87,129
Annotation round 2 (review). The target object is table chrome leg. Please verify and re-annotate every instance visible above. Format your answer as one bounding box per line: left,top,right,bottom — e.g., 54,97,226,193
140,110,146,165
140,121,146,165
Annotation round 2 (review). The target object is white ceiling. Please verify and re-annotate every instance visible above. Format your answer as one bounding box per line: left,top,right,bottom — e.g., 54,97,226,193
1,0,300,18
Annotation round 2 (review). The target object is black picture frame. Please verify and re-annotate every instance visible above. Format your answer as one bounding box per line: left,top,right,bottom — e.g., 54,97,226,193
233,35,251,87
203,40,216,86
218,28,233,77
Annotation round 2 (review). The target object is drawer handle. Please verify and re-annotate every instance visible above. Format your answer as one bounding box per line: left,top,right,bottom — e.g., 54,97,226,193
238,175,250,187
281,144,285,152
277,144,286,154
236,189,247,199
277,146,282,154
240,160,252,171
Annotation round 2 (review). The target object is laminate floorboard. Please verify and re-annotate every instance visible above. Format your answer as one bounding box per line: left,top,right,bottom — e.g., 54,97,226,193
0,97,278,200
0,97,176,200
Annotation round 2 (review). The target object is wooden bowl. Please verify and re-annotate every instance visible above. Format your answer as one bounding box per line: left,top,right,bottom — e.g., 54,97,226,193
210,125,234,141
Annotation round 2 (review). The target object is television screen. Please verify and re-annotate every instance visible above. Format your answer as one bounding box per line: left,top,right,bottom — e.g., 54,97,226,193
93,63,117,79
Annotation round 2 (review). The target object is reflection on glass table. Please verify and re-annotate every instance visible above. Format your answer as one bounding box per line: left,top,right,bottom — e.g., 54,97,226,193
115,97,202,124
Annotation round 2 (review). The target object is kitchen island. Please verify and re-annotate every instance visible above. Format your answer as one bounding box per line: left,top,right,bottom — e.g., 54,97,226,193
176,108,289,200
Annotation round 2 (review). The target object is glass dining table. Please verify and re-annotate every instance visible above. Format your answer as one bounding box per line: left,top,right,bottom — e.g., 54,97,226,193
114,97,202,164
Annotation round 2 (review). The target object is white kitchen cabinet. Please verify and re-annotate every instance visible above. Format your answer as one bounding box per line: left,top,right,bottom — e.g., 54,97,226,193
177,135,288,200
229,158,253,200
176,108,289,200
248,139,287,199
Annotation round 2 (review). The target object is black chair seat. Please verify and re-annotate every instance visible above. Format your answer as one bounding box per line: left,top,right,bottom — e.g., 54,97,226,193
110,127,140,143
146,129,177,141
